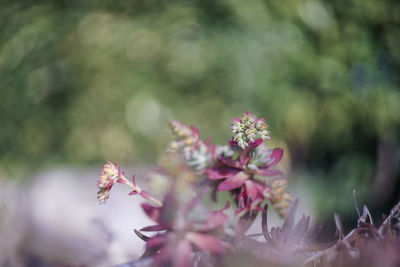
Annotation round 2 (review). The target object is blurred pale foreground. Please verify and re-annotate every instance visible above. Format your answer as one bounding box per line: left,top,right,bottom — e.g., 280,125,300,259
0,167,313,266
0,167,154,266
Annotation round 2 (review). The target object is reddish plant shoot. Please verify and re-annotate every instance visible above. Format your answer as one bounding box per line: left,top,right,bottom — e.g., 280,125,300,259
97,111,400,267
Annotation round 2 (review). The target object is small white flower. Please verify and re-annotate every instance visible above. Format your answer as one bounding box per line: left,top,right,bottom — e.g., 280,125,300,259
231,112,270,150
234,132,243,140
238,140,248,150
184,143,212,171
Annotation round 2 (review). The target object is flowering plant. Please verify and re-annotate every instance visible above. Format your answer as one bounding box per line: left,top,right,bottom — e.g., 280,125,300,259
97,111,400,267
167,112,291,217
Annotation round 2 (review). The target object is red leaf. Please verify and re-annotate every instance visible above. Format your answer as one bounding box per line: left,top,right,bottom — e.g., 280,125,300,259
207,167,239,180
246,138,263,151
140,224,170,232
218,156,242,168
268,148,283,167
245,180,259,202
257,169,283,177
141,203,162,223
217,171,249,191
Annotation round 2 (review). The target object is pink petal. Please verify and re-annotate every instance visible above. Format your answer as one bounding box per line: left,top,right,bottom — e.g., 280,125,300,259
140,224,170,232
218,156,243,168
238,186,245,203
268,148,283,167
253,180,267,192
141,203,162,222
190,125,199,139
207,167,239,180
233,117,241,123
217,171,249,191
186,232,227,253
246,139,263,151
257,169,283,177
245,180,258,202
173,240,194,267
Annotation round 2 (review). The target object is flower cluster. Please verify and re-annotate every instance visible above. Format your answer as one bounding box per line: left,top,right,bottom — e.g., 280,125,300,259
265,178,292,217
231,111,270,150
192,112,289,216
97,161,124,204
167,120,215,172
97,161,162,206
167,120,199,152
166,111,290,216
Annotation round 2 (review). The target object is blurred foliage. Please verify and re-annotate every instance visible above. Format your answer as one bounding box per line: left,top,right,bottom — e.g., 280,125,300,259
1,0,399,217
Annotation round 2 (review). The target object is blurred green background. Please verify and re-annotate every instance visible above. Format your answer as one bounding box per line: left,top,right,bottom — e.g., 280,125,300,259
1,0,399,220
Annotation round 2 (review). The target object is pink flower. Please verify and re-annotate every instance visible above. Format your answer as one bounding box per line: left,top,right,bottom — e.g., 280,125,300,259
206,112,291,216
97,161,162,206
97,161,124,204
168,120,217,172
167,120,200,152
